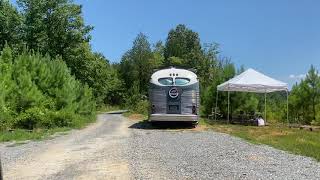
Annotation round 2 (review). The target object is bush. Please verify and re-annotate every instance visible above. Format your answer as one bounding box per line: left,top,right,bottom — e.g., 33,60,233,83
311,111,320,126
125,95,149,115
0,46,96,130
14,107,46,129
123,81,149,115
132,100,149,115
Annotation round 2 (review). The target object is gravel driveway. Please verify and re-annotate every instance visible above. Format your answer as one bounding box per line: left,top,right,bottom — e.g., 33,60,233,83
1,113,320,179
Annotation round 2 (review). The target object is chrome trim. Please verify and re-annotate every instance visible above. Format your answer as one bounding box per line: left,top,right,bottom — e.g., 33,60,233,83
149,114,198,122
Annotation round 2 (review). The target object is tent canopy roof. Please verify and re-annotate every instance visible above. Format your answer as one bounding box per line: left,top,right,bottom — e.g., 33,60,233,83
217,68,288,93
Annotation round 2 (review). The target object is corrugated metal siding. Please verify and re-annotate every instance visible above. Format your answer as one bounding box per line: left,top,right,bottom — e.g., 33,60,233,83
181,90,199,114
196,91,200,115
150,89,167,114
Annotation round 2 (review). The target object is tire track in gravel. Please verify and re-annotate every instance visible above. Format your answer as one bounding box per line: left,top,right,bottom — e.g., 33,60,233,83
1,114,130,180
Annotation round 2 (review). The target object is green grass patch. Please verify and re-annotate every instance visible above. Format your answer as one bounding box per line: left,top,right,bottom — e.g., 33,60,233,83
0,127,71,143
0,113,96,143
200,119,320,161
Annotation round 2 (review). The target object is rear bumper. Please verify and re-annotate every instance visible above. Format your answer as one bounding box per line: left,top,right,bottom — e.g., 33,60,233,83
149,114,198,122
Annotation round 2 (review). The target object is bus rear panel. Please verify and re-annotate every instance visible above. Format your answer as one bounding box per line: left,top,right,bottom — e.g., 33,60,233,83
149,67,200,123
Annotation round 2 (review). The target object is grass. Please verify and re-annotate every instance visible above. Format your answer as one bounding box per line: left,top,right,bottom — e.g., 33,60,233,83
96,105,123,113
200,118,320,161
0,111,100,143
123,111,147,121
0,127,71,143
0,110,160,143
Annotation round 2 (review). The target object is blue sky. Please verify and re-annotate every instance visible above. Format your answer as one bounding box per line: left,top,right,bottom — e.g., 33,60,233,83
14,0,320,87
76,0,320,87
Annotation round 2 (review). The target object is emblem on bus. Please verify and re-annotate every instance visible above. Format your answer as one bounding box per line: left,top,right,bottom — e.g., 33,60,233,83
169,87,179,98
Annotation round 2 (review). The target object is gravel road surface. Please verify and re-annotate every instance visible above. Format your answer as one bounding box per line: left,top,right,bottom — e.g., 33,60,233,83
1,114,320,179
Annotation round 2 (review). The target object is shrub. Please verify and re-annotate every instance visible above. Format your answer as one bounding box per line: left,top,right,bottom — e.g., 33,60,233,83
13,107,47,129
132,100,149,115
0,46,96,130
123,81,149,115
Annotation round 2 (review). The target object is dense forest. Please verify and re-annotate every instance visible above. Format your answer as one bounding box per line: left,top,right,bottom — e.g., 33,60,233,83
1,0,320,132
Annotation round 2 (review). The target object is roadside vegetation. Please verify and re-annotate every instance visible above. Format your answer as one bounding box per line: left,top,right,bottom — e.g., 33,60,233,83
0,46,96,130
0,127,70,143
200,119,320,161
0,0,115,141
96,105,123,113
0,46,96,142
123,112,147,121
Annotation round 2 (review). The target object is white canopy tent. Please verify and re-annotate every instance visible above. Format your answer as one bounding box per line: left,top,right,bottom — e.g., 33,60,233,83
215,68,289,124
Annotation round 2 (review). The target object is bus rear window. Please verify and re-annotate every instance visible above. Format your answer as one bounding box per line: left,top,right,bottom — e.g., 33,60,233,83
175,78,190,85
158,78,173,85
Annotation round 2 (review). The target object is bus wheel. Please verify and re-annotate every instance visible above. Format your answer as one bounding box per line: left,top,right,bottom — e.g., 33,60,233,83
0,155,3,180
192,122,198,128
150,121,158,127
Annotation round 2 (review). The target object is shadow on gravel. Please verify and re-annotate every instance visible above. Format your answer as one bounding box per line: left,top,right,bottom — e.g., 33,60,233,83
129,120,196,130
105,110,128,114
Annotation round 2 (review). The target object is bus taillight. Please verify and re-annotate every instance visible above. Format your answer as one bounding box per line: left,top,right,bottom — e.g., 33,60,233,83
192,105,197,115
152,105,156,114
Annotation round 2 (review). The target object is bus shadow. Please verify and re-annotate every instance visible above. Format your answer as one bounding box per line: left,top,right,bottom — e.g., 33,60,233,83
129,120,195,130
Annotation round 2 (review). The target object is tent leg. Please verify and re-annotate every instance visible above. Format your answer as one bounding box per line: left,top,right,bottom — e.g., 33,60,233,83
287,90,289,126
265,92,267,123
227,91,230,123
215,90,219,121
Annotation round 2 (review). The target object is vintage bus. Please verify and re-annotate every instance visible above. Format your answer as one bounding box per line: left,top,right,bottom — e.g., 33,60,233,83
149,67,200,126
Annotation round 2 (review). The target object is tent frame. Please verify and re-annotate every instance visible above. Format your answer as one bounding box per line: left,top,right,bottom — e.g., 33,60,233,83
214,68,289,124
214,89,289,125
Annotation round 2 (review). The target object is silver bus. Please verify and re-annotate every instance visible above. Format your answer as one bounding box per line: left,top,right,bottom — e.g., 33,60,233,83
149,67,200,126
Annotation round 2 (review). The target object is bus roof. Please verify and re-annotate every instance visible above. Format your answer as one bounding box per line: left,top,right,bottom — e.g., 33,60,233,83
150,67,198,86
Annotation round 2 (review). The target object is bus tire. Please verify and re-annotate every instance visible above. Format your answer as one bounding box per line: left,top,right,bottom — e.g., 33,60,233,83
192,121,198,128
0,156,3,180
150,121,157,127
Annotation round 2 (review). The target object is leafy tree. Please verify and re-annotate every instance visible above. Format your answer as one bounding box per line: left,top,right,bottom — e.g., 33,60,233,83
14,0,124,106
0,46,96,130
265,91,287,123
200,59,237,117
290,81,310,123
305,65,320,121
164,24,202,68
17,0,92,58
166,56,183,67
289,65,320,124
197,43,219,87
151,41,165,68
120,33,156,95
65,42,124,106
0,45,17,129
0,0,23,51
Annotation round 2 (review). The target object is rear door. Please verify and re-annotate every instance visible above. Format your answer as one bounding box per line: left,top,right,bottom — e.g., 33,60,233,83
167,87,181,114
